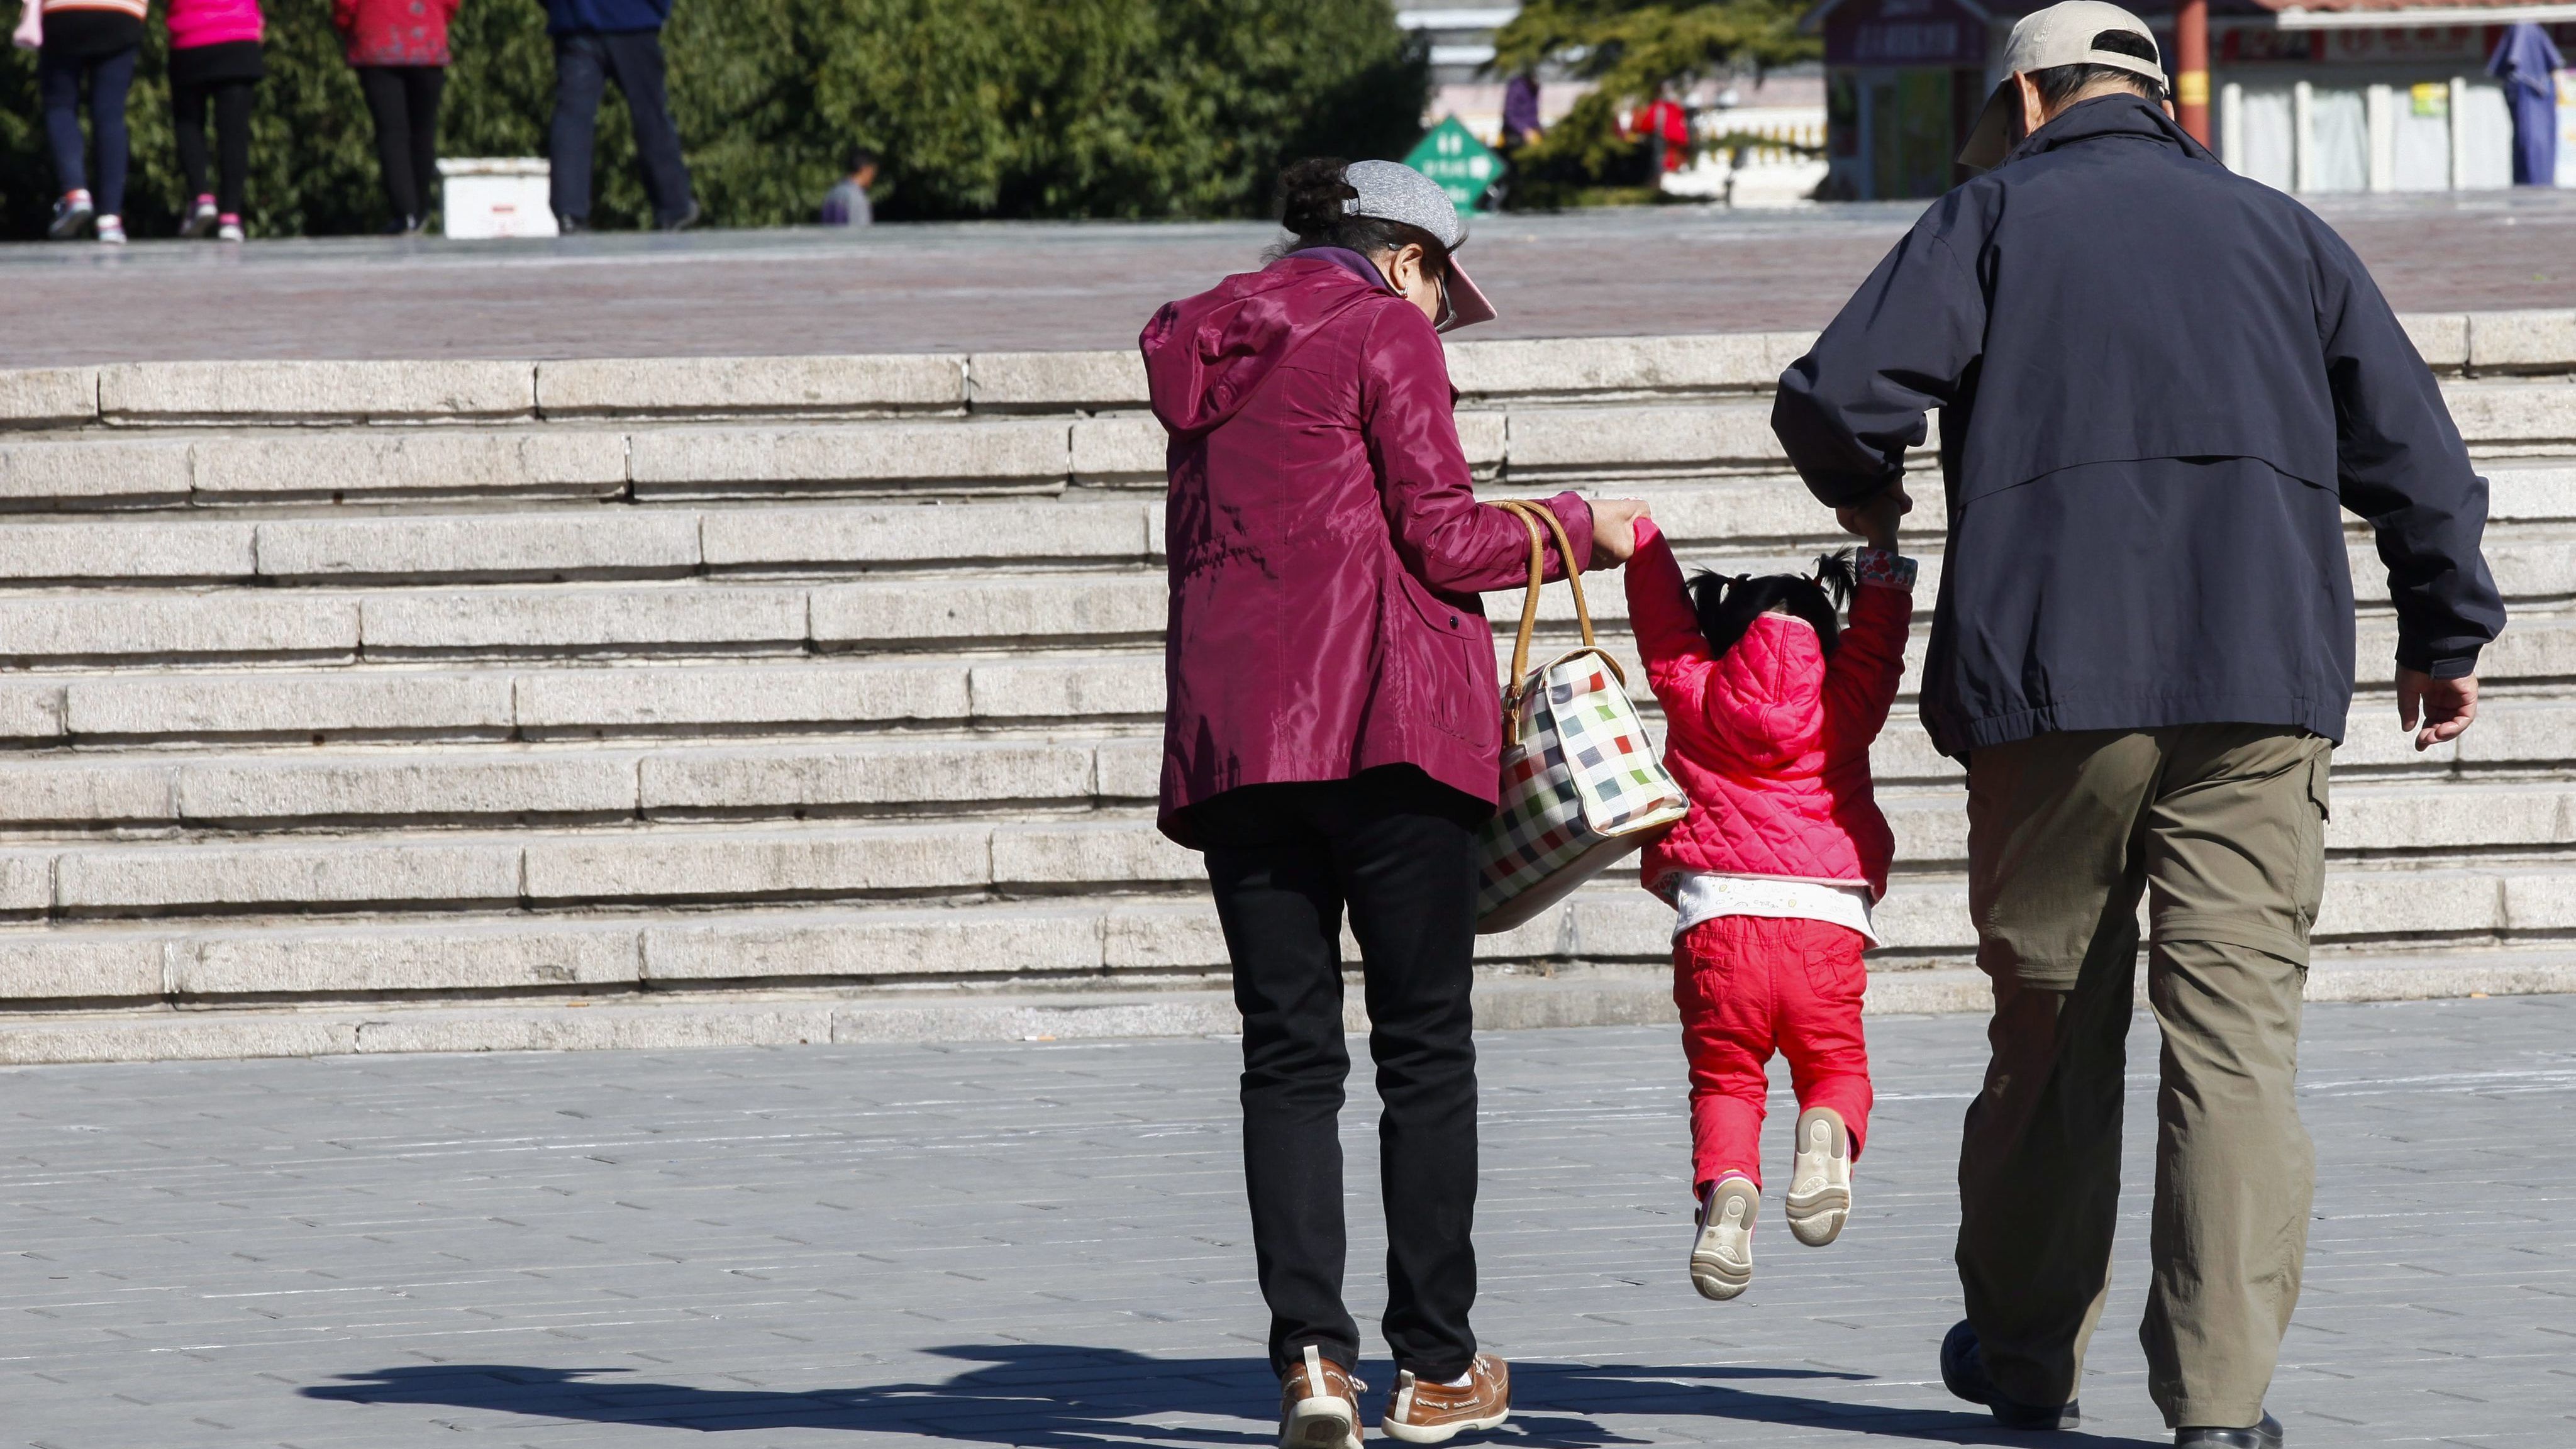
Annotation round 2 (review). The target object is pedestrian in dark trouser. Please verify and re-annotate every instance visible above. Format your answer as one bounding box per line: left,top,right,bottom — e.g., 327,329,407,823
334,0,459,232
1771,4,2506,1445
165,0,265,240
542,0,696,232
1146,157,1647,1449
33,0,147,243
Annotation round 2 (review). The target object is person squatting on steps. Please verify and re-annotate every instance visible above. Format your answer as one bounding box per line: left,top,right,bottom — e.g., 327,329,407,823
1146,157,1648,1448
23,0,145,243
164,0,265,241
1772,4,2507,1444
1622,497,1916,1304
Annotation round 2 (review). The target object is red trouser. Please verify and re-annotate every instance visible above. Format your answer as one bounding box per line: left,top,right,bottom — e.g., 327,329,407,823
1673,914,1874,1192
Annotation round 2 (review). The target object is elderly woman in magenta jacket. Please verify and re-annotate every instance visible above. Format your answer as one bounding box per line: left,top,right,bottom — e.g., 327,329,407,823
1145,157,1647,1448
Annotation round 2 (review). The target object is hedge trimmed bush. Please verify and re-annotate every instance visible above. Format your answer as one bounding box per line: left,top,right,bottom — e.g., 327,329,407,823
0,0,1426,238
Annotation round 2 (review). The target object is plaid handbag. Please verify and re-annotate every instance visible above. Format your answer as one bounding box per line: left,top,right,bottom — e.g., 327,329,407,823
1472,500,1689,933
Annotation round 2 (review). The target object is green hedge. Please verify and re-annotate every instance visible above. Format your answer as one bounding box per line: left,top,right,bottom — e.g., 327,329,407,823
0,0,1426,238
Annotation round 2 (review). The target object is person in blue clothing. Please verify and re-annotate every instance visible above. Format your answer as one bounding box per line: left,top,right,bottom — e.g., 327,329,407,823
2487,22,2565,187
543,0,697,232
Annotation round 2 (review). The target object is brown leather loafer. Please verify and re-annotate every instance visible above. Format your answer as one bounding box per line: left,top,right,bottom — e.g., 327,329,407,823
1279,1344,1363,1449
1380,1352,1509,1444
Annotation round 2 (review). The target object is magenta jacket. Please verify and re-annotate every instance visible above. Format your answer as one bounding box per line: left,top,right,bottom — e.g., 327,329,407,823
1624,518,1911,899
165,0,262,48
1147,250,1594,845
333,0,457,66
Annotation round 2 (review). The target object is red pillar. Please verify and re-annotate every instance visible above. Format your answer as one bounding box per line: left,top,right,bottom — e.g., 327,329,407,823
2175,0,2212,145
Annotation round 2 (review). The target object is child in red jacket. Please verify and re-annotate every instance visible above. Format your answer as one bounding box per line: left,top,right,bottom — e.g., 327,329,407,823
1624,492,1914,1301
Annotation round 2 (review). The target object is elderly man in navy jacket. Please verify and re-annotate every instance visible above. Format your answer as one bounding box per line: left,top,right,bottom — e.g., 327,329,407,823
1772,4,2504,1446
544,0,697,232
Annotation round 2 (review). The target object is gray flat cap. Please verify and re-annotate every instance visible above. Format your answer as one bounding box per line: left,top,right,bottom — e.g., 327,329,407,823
1340,159,1496,331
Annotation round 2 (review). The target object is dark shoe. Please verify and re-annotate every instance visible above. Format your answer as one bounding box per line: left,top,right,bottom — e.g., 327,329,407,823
382,214,421,236
556,214,589,235
659,199,701,231
1940,1319,2079,1431
2177,1412,2283,1448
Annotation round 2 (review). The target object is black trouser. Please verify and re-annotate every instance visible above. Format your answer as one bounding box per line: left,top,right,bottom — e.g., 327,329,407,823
357,65,446,223
1193,767,1487,1382
547,29,695,226
172,76,253,216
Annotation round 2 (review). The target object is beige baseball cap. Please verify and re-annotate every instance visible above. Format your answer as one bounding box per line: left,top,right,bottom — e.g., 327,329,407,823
1957,1,2167,170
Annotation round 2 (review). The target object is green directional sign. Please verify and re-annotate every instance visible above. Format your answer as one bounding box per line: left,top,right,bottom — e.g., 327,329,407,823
1404,115,1503,208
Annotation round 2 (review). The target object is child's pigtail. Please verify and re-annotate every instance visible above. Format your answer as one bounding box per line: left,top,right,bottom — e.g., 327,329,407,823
1814,549,1857,608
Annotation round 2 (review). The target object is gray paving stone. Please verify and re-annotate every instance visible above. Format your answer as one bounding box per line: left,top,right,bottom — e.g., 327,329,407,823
0,997,2562,1448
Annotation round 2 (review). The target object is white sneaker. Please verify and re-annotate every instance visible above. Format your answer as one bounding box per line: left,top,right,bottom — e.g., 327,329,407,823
216,218,245,242
1689,1176,1757,1301
1785,1106,1853,1246
94,214,126,245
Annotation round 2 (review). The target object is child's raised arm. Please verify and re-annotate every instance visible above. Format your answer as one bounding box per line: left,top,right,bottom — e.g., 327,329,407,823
1823,551,1915,747
1624,516,1711,684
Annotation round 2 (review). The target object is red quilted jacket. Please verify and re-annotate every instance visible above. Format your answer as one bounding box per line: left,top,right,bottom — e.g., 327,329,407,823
1624,518,1911,900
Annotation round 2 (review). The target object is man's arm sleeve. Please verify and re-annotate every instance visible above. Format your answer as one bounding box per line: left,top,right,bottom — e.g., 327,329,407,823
1771,226,1987,508
2319,239,2506,677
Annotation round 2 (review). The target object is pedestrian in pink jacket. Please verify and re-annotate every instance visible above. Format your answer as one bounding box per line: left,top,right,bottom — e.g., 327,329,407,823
1623,489,1915,1303
1146,157,1647,1448
333,0,460,232
164,0,264,239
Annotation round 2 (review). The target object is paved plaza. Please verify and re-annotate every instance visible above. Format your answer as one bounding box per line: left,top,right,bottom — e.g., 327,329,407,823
4,192,2574,365
0,994,2567,1448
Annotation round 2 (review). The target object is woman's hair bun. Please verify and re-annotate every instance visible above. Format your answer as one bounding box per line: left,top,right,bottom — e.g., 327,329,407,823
1275,157,1356,240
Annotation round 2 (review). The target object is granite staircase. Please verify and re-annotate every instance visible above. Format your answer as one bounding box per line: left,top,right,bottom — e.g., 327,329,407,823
0,312,2568,1062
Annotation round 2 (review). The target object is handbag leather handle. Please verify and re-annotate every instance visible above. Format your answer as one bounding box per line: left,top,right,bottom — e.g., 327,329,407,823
1491,499,1618,745
1493,497,1607,657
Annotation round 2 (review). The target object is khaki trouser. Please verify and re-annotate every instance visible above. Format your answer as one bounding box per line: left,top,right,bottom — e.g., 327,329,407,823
1957,724,2329,1430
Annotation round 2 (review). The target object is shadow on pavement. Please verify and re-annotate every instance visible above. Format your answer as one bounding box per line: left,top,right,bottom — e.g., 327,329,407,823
301,1345,2165,1446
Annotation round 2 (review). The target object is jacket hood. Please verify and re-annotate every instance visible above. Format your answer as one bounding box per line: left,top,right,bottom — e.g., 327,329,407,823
2004,91,2218,169
1141,253,1396,437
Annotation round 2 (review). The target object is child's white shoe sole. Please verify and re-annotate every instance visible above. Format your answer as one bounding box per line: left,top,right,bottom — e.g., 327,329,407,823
1785,1108,1852,1247
1689,1178,1757,1301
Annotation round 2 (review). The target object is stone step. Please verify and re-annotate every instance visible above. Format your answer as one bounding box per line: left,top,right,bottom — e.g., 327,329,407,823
7,311,2569,432
0,535,2563,667
0,766,2557,926
0,475,2563,595
0,846,2560,1009
0,922,2564,1065
0,620,2565,755
0,738,1135,831
1,369,2570,511
1,694,2573,836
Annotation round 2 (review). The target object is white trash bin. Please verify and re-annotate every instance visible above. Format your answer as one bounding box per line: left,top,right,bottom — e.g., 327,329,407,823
436,158,560,239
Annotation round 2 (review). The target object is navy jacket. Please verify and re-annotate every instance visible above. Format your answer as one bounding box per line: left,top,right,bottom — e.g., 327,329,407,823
1774,94,2504,758
543,0,669,35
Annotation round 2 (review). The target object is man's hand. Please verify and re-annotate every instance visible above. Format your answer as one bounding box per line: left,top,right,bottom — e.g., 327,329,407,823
1836,484,1913,553
1588,498,1652,565
2397,668,2477,752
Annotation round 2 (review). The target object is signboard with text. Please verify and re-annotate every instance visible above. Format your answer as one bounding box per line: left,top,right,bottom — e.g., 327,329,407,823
1404,116,1502,208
